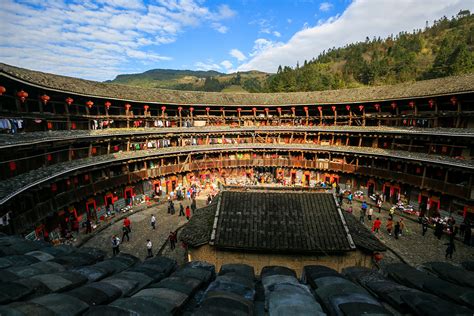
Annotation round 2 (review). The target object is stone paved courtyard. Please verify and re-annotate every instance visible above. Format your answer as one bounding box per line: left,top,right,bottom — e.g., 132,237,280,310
81,192,209,261
80,188,474,268
342,199,474,266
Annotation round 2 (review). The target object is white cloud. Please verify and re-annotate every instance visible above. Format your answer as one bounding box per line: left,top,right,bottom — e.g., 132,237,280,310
230,49,247,61
220,60,233,72
0,0,236,80
273,31,281,37
212,22,228,33
319,2,333,12
238,0,474,73
194,60,222,71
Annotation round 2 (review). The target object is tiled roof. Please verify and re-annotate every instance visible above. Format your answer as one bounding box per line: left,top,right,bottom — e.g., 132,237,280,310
2,62,473,105
343,213,386,252
180,199,218,247
212,191,356,253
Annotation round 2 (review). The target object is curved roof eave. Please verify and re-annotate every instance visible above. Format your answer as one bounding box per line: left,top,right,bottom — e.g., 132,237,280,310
1,63,474,106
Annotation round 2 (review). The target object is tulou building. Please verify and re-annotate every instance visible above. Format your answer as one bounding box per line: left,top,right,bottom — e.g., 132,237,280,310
0,63,473,237
0,63,474,315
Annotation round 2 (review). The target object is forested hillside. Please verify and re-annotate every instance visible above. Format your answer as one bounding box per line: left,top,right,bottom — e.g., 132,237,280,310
266,10,474,92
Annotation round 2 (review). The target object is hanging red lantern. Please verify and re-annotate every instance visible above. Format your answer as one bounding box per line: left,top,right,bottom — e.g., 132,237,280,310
144,105,149,112
71,122,76,129
105,101,111,109
373,252,383,263
264,108,269,113
125,103,131,111
91,147,97,154
237,108,242,114
277,107,282,114
51,183,57,192
428,99,434,108
178,106,183,113
252,107,257,115
345,105,351,111
66,97,74,106
291,107,295,115
303,106,309,115
40,94,50,104
450,96,457,105
0,86,6,95
47,154,52,161
331,106,336,112
374,103,380,111
317,106,322,112
220,107,225,113
114,145,119,151
86,100,94,108
358,105,364,112
189,107,194,113
17,90,28,103
409,101,415,108
84,174,89,181
391,102,397,110
161,106,166,111
9,161,16,171
205,107,210,114
47,122,53,129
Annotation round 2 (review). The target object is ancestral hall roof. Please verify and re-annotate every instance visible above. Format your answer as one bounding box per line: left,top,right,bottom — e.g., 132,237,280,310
182,189,386,254
1,63,474,106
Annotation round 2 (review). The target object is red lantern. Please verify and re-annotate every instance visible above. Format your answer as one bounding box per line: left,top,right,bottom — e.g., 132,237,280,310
409,101,415,108
114,145,119,151
40,94,50,104
373,252,383,263
277,107,282,114
358,105,364,112
331,106,336,112
178,106,183,113
47,154,52,161
391,102,397,110
0,86,6,95
450,96,457,105
317,106,322,112
9,161,16,171
205,107,210,114
291,107,295,114
47,122,53,129
237,108,242,114
125,103,131,110
144,105,149,112
86,100,94,108
374,103,380,111
428,99,434,108
345,105,350,111
189,107,194,113
252,107,257,115
91,147,97,154
220,107,225,112
264,108,269,113
17,90,28,103
51,183,57,192
303,106,308,112
104,101,111,109
84,174,89,181
71,122,76,129
66,97,74,106
161,106,166,111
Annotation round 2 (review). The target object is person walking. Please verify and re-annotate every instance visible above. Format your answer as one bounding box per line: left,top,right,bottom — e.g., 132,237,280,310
367,207,373,221
123,217,131,233
377,198,382,213
422,217,429,236
121,224,130,242
151,215,156,230
394,220,401,239
191,198,197,212
185,205,191,220
372,217,382,233
146,239,153,258
399,218,405,236
179,203,185,216
168,231,176,250
112,235,120,256
347,192,353,204
386,218,393,236
85,218,92,234
445,239,455,259
389,207,395,220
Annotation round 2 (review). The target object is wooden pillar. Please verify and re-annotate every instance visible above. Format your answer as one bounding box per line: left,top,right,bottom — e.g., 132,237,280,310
107,141,111,154
456,101,462,128
420,166,427,188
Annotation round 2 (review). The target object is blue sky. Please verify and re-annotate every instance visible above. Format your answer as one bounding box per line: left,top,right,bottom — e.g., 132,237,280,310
0,0,472,81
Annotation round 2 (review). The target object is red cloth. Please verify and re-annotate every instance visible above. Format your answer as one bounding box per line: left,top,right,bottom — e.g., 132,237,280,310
185,207,191,218
123,218,131,227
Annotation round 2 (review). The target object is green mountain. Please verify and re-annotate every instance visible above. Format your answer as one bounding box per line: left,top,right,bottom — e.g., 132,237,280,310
108,10,473,93
107,68,270,93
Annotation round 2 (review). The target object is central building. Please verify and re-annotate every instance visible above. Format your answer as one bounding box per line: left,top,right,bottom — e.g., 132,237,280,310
181,188,385,275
